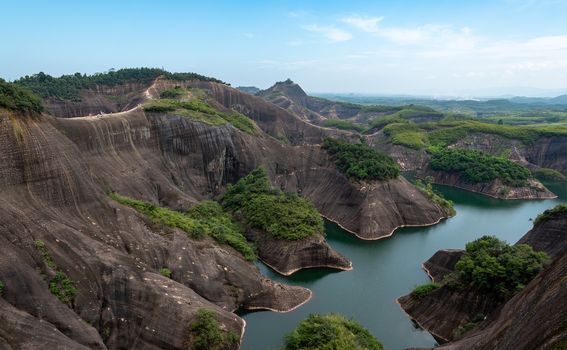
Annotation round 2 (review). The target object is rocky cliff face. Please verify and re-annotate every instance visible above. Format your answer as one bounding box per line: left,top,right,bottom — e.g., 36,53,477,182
398,212,567,348
245,229,352,276
0,111,312,349
0,79,456,348
436,251,567,350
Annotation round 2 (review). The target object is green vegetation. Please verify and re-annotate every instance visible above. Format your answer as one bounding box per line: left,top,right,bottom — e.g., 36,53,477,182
143,98,258,134
0,79,43,114
159,86,186,99
283,313,384,350
0,280,4,296
414,178,455,215
222,168,324,240
49,271,78,305
34,240,78,305
322,138,400,181
187,201,257,260
412,283,441,299
109,193,256,261
454,314,486,339
534,204,567,225
324,119,367,133
429,148,531,186
189,309,239,350
160,268,173,279
447,236,549,298
13,68,223,101
34,239,56,269
377,118,567,150
384,123,428,149
532,168,566,181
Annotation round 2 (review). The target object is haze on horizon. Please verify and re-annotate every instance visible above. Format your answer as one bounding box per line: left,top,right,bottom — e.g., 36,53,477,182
2,0,567,97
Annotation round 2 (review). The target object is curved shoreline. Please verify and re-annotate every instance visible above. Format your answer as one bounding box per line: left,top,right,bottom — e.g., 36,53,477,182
323,214,453,241
259,257,353,277
242,288,314,314
395,298,451,343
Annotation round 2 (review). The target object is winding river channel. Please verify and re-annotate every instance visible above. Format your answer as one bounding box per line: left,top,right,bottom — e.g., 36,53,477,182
240,181,567,350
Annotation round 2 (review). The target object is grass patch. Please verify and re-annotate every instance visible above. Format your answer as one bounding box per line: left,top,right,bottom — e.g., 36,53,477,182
412,283,441,299
534,204,567,225
143,98,258,134
160,268,173,279
324,119,367,133
109,193,256,261
383,123,427,149
284,313,384,350
34,239,56,269
222,168,324,240
34,240,78,305
188,309,239,350
429,147,532,186
322,138,400,181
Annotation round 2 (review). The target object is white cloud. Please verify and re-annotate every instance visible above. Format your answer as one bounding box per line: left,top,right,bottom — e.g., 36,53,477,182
288,10,307,18
341,16,383,33
302,24,352,42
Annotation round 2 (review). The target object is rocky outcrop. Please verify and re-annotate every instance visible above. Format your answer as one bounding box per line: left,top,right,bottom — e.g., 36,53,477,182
518,211,567,259
526,135,567,176
422,249,464,283
436,252,567,350
399,211,567,346
245,229,352,276
418,168,556,199
0,111,310,349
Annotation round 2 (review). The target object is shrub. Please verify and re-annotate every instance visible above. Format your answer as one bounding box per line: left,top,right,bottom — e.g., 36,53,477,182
414,178,455,215
159,87,185,99
109,193,256,261
322,138,400,181
222,168,324,240
143,99,258,134
34,239,56,269
412,283,441,299
189,309,239,350
283,313,383,350
49,271,78,305
160,268,173,278
449,235,549,298
429,148,531,186
0,80,43,114
534,204,567,225
0,280,4,296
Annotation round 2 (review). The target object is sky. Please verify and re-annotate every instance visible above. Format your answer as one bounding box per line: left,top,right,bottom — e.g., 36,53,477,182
2,0,567,96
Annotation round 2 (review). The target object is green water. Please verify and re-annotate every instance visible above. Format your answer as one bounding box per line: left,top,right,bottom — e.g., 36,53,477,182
240,182,567,350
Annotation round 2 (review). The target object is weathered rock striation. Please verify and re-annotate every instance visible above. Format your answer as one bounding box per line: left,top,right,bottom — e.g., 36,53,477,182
245,228,352,276
398,210,567,347
0,77,456,348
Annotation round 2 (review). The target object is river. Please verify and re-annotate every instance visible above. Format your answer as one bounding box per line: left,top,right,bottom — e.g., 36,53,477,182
240,181,567,350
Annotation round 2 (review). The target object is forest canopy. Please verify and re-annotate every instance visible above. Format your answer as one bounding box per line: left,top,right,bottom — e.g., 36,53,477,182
322,138,400,181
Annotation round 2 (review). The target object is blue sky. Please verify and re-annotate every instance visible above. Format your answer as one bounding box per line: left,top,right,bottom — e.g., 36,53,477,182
2,0,567,96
